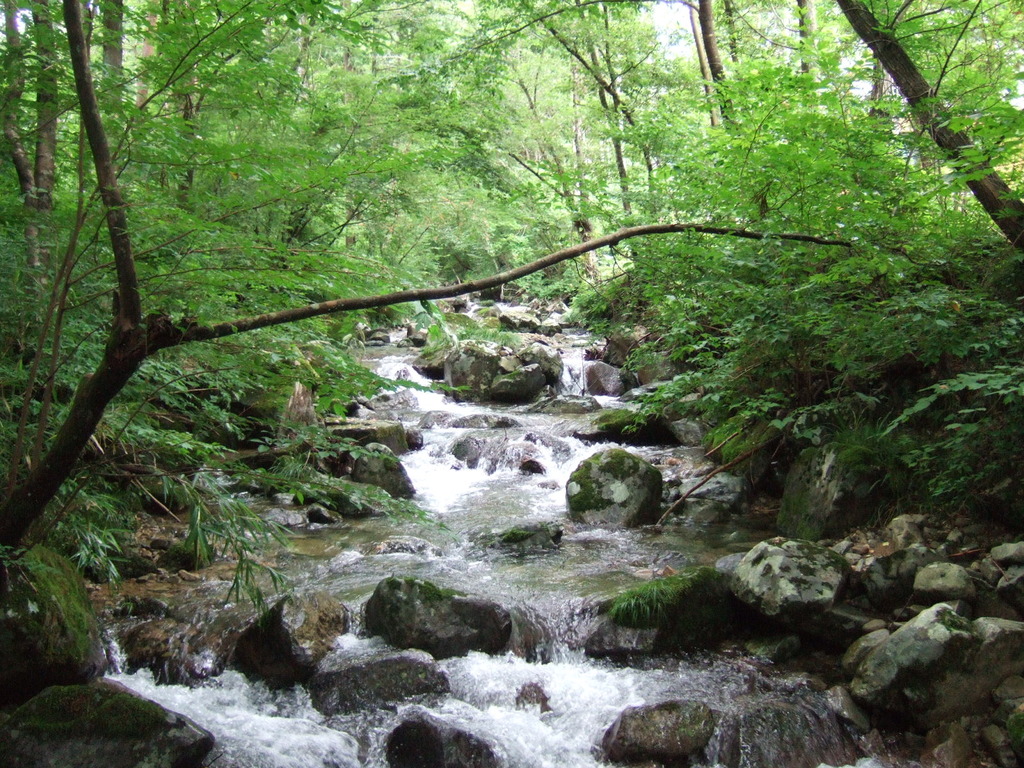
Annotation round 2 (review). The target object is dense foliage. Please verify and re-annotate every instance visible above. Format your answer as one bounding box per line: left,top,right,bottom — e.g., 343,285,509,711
2,0,1024,582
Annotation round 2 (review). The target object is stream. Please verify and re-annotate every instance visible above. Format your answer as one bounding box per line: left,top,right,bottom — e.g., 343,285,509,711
110,329,904,768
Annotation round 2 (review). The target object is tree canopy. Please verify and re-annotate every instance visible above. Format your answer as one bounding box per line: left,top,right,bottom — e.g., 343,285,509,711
3,0,1024,575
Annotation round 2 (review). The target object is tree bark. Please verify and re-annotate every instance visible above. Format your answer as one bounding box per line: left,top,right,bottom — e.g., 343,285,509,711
836,0,1024,251
690,6,721,128
796,0,816,74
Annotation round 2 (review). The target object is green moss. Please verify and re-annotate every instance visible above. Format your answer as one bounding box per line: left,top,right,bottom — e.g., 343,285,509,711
2,546,99,669
386,577,464,602
1007,711,1024,759
10,684,167,739
499,528,537,544
608,566,733,650
160,540,203,571
935,607,973,634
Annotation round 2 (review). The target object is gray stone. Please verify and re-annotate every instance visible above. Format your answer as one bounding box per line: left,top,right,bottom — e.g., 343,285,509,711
494,305,543,332
666,418,706,446
519,342,563,384
326,418,410,455
979,724,1019,768
998,566,1024,613
235,592,350,687
584,616,658,658
993,542,1024,566
0,679,214,768
585,361,626,397
352,443,416,499
841,628,890,678
850,603,1024,728
364,577,512,659
368,536,444,557
745,634,801,663
489,364,546,403
602,700,715,764
826,686,871,733
566,448,663,527
386,708,501,768
862,544,945,610
913,562,977,605
730,538,851,629
777,447,884,540
444,340,506,402
886,514,927,549
309,649,449,715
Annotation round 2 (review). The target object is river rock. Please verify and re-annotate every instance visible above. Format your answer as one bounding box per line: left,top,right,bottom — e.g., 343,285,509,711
235,592,349,687
566,448,663,527
584,617,659,657
850,603,1024,728
0,546,107,705
862,544,945,610
364,577,512,659
489,363,546,403
0,679,214,768
351,443,416,498
602,700,715,764
841,628,890,678
119,609,246,684
386,708,501,768
519,342,563,384
368,536,444,557
777,446,883,540
326,417,410,455
309,648,450,715
1008,711,1024,760
444,340,506,401
584,361,626,396
913,562,977,605
886,513,927,549
580,408,676,445
493,304,543,333
730,538,850,632
992,542,1024,567
714,699,859,768
597,566,734,653
997,566,1024,613
667,418,706,446
487,523,562,554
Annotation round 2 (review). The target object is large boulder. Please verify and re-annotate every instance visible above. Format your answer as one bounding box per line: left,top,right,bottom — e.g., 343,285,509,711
519,342,563,385
444,340,506,401
585,361,626,397
0,679,214,768
566,448,663,527
602,700,715,764
0,546,106,705
493,305,543,333
594,566,734,654
309,648,450,716
862,544,946,610
235,592,349,687
730,538,850,632
712,698,859,768
351,443,416,499
326,417,410,455
777,446,884,540
850,603,1024,728
489,364,546,403
386,709,501,768
364,577,512,659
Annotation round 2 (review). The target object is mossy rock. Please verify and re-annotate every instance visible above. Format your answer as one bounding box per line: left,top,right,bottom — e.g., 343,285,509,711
607,566,734,650
487,523,563,554
566,448,663,527
1008,710,1024,760
590,408,675,445
1,679,214,768
0,546,106,705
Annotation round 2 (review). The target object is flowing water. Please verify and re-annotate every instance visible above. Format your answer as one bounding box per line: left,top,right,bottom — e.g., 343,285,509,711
111,334,907,768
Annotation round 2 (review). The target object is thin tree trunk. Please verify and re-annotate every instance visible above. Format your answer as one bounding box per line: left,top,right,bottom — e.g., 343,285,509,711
690,6,721,128
101,0,123,72
836,0,1024,251
796,0,816,74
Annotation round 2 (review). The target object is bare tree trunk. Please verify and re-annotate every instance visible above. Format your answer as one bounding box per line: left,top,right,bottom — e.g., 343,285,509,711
690,6,721,128
697,0,729,122
836,0,1024,251
101,0,123,72
796,0,816,74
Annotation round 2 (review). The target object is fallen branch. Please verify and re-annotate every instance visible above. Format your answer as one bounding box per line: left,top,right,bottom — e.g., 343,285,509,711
656,440,775,526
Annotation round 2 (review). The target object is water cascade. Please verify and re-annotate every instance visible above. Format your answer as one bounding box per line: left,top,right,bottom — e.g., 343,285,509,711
109,333,908,768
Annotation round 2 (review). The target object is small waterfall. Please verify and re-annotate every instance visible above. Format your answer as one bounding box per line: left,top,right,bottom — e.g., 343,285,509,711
557,346,587,396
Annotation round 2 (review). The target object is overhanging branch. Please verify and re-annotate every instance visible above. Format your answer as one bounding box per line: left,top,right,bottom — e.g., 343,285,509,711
166,223,851,348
